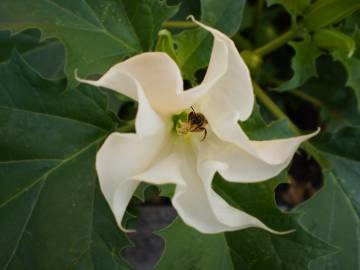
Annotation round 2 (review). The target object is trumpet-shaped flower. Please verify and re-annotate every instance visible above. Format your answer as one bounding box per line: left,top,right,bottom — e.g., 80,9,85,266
77,18,318,234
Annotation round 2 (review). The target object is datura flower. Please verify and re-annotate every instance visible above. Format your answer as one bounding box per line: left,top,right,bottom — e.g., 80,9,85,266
76,18,318,234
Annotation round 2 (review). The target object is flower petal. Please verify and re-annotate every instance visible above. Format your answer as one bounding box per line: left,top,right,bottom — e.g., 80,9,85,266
133,144,227,233
94,73,168,230
190,17,255,121
171,153,229,233
196,132,292,182
135,141,287,234
112,179,139,232
77,52,210,114
188,19,317,168
98,53,184,113
98,133,166,232
173,179,228,233
97,134,164,203
250,131,320,164
77,19,247,115
210,117,319,165
197,160,291,234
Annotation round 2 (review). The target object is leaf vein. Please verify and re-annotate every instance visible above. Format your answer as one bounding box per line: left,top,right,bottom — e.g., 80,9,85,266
0,105,108,132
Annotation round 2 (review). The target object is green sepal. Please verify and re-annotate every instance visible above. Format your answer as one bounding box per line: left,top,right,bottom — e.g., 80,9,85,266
155,29,179,64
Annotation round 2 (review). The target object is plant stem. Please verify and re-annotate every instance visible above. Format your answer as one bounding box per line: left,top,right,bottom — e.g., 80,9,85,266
262,74,343,120
252,81,330,169
254,27,301,56
162,21,197,29
291,90,323,108
263,75,323,108
290,90,345,121
255,0,265,31
117,120,135,133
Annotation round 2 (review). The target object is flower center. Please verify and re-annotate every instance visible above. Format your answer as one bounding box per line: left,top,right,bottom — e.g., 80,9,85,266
172,107,208,141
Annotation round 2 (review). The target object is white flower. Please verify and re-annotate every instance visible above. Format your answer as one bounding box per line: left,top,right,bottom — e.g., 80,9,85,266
76,18,318,234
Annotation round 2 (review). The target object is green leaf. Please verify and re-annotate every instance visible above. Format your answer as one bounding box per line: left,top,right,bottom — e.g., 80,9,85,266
0,29,42,62
170,0,246,84
328,13,360,111
304,0,360,30
266,0,310,17
240,104,295,140
156,173,333,270
313,29,356,58
317,127,360,216
0,29,65,78
122,0,179,51
134,183,175,201
0,0,178,89
0,53,131,269
155,218,234,270
159,184,176,198
218,174,333,269
332,51,360,111
277,35,323,91
299,55,360,130
22,41,65,79
298,171,359,270
167,0,200,21
300,127,360,269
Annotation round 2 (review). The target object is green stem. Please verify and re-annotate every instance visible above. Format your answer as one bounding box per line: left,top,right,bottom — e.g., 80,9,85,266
255,0,265,31
117,120,135,133
253,81,330,169
290,90,345,121
254,27,301,56
291,90,323,108
262,74,343,120
264,74,323,108
162,21,197,29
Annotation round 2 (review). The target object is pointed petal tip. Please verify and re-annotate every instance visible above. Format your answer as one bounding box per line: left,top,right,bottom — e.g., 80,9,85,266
186,14,196,22
74,68,82,82
302,126,321,140
119,224,136,234
264,227,296,236
314,127,321,136
118,215,137,233
74,68,92,85
250,217,297,235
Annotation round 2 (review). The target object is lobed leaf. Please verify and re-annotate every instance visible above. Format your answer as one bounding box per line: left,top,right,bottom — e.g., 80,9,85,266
277,35,323,91
0,0,178,89
0,53,131,270
170,0,245,84
266,0,310,17
302,127,360,269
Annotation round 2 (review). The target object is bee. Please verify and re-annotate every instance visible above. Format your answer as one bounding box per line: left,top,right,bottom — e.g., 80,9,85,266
176,106,208,141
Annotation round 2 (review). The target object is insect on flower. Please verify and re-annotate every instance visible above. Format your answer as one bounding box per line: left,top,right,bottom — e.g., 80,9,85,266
76,16,319,234
176,106,208,141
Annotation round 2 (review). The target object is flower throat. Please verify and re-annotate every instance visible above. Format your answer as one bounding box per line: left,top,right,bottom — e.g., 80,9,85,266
172,106,208,141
